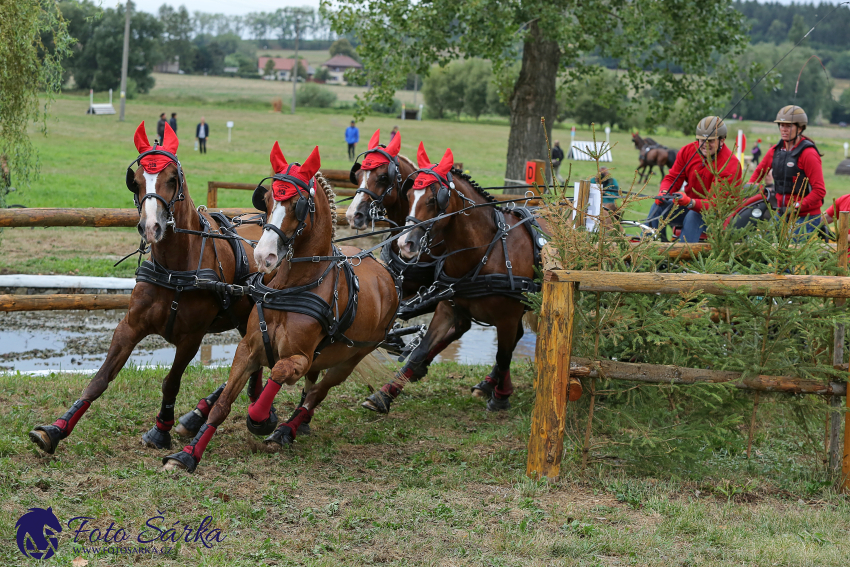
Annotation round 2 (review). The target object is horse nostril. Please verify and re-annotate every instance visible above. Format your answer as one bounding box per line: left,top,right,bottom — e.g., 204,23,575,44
137,223,145,237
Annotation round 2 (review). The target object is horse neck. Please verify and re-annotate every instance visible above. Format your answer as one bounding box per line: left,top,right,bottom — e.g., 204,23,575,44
384,155,416,226
150,186,203,270
269,190,334,289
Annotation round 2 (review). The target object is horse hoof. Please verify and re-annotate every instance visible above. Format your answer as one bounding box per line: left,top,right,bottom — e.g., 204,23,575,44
141,426,172,450
162,451,197,473
296,422,311,436
471,379,496,399
486,395,512,412
175,409,205,438
361,391,393,414
264,425,295,449
246,405,278,436
29,425,63,455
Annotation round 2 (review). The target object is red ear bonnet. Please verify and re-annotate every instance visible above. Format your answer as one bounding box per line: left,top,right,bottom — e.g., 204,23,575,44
361,130,402,170
135,121,179,174
416,142,431,169
270,143,321,202
413,147,453,190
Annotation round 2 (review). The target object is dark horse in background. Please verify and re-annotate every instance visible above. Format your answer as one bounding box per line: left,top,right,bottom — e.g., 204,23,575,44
632,133,677,184
29,121,266,456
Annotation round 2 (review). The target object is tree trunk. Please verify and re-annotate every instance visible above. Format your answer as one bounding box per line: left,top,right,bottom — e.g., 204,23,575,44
504,22,560,194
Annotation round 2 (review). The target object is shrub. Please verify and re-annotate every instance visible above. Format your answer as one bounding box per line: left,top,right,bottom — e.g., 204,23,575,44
296,83,337,108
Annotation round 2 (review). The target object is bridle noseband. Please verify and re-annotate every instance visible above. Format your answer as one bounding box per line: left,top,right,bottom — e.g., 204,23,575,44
126,147,186,226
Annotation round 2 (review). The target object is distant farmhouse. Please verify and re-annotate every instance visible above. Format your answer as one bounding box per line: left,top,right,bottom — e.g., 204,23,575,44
257,57,316,81
321,55,363,85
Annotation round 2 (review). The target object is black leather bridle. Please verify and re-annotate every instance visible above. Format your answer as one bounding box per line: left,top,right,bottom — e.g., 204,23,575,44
126,148,186,225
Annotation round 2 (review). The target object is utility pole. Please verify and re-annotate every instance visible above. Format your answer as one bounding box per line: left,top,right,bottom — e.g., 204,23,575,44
118,0,131,122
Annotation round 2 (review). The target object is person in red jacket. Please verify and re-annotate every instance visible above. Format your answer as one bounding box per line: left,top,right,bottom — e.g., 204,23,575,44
645,116,742,242
749,105,825,234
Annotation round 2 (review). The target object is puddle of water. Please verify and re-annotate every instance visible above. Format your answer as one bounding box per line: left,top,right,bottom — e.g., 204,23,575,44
0,311,537,373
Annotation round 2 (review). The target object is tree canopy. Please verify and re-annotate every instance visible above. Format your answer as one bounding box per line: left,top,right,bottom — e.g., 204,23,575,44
0,0,71,193
322,0,749,183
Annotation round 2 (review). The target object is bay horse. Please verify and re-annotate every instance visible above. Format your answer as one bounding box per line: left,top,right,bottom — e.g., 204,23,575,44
29,121,267,456
162,143,399,473
364,142,544,413
632,133,677,183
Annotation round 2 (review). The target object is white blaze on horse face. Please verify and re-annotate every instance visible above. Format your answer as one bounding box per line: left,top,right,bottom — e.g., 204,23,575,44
141,171,162,242
345,170,370,223
397,188,426,250
254,200,287,272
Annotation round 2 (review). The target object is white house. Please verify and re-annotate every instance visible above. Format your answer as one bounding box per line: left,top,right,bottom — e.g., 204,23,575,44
321,54,363,85
257,57,315,81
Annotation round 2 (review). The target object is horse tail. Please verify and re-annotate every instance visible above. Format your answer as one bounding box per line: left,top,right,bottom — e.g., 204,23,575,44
315,172,337,241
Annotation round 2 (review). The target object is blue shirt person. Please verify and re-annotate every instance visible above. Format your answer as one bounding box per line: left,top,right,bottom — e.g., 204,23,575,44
345,121,360,161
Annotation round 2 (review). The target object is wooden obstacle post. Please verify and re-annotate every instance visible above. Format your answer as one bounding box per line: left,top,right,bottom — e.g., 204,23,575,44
830,212,848,472
575,180,590,229
0,294,130,312
526,280,576,480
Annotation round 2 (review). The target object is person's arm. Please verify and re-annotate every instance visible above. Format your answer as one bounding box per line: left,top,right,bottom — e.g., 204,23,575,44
795,147,825,211
748,146,774,184
659,143,690,196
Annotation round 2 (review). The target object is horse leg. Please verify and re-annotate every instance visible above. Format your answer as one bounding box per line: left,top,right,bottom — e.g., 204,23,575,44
484,312,526,412
29,318,147,454
362,301,469,414
295,372,319,436
162,342,263,473
141,333,205,449
266,356,363,448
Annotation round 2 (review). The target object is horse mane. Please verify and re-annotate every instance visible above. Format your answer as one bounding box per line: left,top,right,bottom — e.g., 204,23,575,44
450,168,499,205
315,172,336,241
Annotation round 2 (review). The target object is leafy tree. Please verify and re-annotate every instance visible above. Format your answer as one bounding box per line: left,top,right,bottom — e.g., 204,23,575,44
158,4,196,73
463,59,491,120
0,0,72,192
263,57,276,78
731,43,831,123
828,51,850,80
313,66,331,81
296,82,337,107
562,69,626,128
193,36,226,75
322,0,749,187
765,19,787,43
787,14,809,46
421,65,451,119
329,38,358,61
70,3,161,93
831,87,850,124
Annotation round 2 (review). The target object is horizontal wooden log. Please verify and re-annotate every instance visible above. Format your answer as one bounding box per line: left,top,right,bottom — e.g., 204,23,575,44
546,270,850,298
0,294,130,312
0,208,383,228
569,358,846,396
0,275,135,290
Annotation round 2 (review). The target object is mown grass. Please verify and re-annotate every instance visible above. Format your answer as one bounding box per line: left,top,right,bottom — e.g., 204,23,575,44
1,362,848,565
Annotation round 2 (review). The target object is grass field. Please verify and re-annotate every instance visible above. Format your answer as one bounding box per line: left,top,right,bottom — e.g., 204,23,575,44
256,49,332,67
1,363,848,566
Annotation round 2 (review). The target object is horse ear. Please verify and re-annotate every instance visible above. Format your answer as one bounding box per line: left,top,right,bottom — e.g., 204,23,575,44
417,142,431,168
161,122,179,155
368,129,380,150
386,131,400,156
134,122,152,153
300,146,321,180
434,148,454,175
270,141,287,173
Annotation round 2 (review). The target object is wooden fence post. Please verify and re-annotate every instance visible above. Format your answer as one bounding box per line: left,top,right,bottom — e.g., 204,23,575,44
575,180,590,229
830,212,848,471
527,279,575,480
207,181,218,208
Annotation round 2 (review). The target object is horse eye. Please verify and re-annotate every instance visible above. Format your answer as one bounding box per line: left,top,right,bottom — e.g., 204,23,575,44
427,197,436,206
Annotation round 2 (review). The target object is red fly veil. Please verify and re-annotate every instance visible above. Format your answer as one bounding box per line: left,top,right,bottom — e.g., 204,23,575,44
361,129,401,170
134,121,179,173
412,142,453,190
270,142,321,202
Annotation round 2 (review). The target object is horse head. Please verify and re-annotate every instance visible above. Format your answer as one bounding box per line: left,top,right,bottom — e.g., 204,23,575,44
254,142,322,273
129,121,182,244
631,132,643,150
397,142,454,260
346,129,407,230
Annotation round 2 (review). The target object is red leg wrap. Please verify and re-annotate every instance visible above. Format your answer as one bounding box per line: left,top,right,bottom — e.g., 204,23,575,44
381,383,402,398
196,399,212,417
182,424,216,461
156,415,175,432
426,338,452,361
495,371,514,398
248,380,282,422
53,400,91,435
285,407,315,439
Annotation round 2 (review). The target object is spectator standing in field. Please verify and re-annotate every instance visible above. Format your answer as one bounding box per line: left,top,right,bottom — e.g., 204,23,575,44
390,126,399,141
196,117,209,154
752,138,762,165
345,121,359,161
156,113,167,143
169,112,178,134
551,140,565,183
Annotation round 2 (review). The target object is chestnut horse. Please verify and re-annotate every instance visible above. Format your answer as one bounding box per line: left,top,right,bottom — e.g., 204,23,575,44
632,133,677,183
364,142,544,413
29,122,266,456
163,143,399,473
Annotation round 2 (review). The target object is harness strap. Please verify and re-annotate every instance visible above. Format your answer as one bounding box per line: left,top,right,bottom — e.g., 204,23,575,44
256,302,276,367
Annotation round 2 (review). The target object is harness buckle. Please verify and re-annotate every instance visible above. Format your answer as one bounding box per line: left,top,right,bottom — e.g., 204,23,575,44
506,261,513,269
312,255,321,262
481,256,488,265
171,301,179,311
259,321,267,333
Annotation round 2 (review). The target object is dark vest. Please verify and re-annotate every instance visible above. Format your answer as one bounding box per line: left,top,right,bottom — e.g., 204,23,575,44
771,138,818,196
